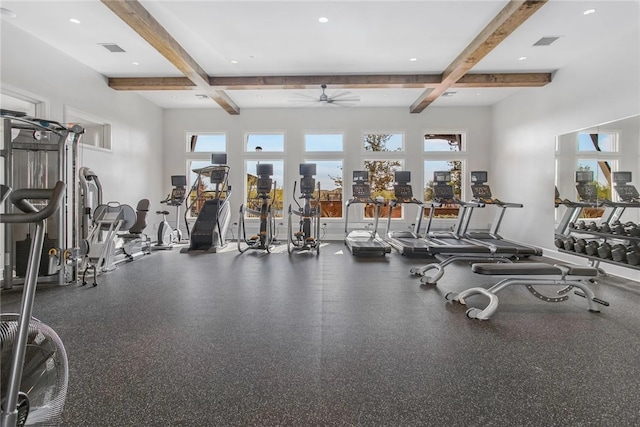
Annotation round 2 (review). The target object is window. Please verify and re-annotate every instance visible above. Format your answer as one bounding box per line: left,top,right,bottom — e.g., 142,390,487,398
188,133,226,152
246,133,284,152
363,132,403,152
577,132,617,152
423,160,463,218
305,133,343,152
245,160,284,218
363,132,405,218
424,134,463,152
65,107,111,151
423,132,467,218
306,160,343,218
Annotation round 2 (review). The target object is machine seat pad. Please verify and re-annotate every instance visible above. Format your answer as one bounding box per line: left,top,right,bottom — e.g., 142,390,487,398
471,262,597,276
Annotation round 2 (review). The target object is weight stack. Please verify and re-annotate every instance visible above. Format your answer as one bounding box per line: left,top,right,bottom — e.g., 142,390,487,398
14,234,58,277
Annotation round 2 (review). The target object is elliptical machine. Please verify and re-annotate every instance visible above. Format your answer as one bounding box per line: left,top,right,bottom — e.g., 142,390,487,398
287,163,321,254
238,163,277,253
154,175,187,250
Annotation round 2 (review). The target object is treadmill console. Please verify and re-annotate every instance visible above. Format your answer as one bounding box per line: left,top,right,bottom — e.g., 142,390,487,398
352,183,370,198
433,184,454,201
615,185,640,201
471,184,492,199
394,184,413,199
576,184,598,201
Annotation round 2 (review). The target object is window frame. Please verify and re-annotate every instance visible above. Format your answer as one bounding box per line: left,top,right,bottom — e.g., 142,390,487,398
244,131,286,153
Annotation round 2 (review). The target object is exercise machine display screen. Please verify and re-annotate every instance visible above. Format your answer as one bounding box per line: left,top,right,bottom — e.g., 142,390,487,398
257,163,273,177
352,184,370,198
300,163,316,176
433,185,454,200
170,188,186,204
211,153,227,165
471,171,487,184
257,178,272,193
394,184,413,198
434,171,451,183
300,177,316,194
615,184,639,201
171,175,187,187
576,184,597,201
210,169,227,184
471,184,492,199
395,171,411,184
575,170,594,183
613,171,632,184
353,170,369,182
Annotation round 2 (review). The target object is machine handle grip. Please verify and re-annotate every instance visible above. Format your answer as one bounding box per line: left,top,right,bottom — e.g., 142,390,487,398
0,181,66,224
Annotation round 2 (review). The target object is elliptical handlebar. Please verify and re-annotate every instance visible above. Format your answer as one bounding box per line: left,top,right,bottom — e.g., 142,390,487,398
0,181,66,224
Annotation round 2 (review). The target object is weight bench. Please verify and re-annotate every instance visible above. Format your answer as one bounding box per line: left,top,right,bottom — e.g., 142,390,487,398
445,262,609,320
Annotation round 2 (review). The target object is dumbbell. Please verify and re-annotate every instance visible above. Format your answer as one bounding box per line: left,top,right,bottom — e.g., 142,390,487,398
600,223,612,233
626,223,640,237
597,242,613,259
627,243,640,265
554,237,566,249
574,220,587,230
585,241,600,256
588,221,599,232
573,238,588,254
611,221,625,235
611,244,630,262
563,236,577,251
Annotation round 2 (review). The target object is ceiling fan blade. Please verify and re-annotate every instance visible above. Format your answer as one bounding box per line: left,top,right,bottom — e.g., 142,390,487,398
327,90,353,99
331,96,360,102
291,92,319,101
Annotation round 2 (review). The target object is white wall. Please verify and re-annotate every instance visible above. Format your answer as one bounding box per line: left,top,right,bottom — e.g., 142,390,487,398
163,106,494,239
492,25,640,279
1,21,165,227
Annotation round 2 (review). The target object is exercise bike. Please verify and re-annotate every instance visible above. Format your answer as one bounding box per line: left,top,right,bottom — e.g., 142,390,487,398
154,175,187,250
287,163,321,254
1,182,69,427
238,164,277,253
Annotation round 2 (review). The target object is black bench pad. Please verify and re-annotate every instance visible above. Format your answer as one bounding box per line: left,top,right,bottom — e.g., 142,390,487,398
471,262,597,277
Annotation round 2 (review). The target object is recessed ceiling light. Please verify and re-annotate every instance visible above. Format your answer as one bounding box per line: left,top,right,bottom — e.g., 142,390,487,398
476,93,482,96
318,17,329,23
1,8,17,18
518,56,527,61
230,60,238,64
69,18,81,24
171,95,177,99
195,94,208,99
583,8,596,15
132,61,139,66
409,58,417,62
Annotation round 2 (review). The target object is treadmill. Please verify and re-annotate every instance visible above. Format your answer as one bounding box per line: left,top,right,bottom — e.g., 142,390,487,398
462,171,542,256
384,171,433,256
344,171,391,256
409,172,521,285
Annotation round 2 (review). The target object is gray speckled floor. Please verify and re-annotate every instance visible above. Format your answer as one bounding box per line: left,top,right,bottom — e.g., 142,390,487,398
3,242,640,426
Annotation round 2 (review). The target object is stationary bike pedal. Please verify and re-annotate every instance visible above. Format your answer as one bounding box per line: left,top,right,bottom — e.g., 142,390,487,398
250,235,259,240
294,231,304,237
305,237,315,242
16,391,30,427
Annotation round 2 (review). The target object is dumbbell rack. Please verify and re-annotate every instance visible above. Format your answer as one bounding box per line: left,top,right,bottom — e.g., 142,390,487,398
559,226,640,269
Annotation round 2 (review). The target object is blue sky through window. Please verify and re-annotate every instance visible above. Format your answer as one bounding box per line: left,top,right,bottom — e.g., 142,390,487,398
577,133,615,152
246,134,284,152
190,133,225,152
305,134,343,151
304,160,342,191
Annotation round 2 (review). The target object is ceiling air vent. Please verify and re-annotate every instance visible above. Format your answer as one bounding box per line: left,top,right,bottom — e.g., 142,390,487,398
99,43,126,53
533,36,560,46
442,91,457,97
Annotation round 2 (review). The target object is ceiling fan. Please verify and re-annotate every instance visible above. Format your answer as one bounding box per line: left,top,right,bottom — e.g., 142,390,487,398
290,84,360,106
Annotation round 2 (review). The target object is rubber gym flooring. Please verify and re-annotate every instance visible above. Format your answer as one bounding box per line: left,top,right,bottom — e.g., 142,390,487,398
2,241,640,426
